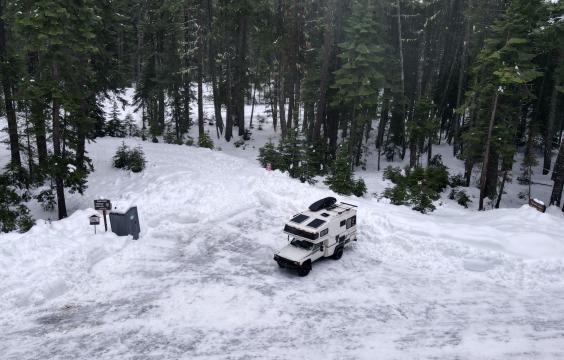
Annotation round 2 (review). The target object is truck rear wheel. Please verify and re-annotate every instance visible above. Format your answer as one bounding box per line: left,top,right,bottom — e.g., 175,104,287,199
332,247,343,260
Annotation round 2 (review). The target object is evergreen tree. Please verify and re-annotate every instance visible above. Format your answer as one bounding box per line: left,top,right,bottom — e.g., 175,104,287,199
463,0,544,210
325,143,366,196
332,0,386,165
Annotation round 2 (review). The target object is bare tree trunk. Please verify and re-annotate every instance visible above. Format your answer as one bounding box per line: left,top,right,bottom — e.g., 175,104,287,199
197,46,204,140
312,0,336,141
51,63,67,219
0,0,21,171
453,0,471,157
270,79,278,131
376,89,391,171
225,57,233,142
249,85,256,129
479,91,499,211
550,137,564,206
236,14,247,137
204,0,223,137
278,71,287,138
495,168,508,209
543,73,560,175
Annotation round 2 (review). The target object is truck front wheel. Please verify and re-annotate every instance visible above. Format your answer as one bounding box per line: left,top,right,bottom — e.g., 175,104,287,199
297,262,311,277
332,247,343,260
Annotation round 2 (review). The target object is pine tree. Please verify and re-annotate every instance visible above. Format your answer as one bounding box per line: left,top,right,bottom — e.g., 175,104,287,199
463,0,544,210
107,100,125,137
325,143,366,196
332,0,386,165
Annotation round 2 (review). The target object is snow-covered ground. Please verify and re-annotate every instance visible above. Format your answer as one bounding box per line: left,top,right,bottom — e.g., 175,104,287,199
99,87,561,211
2,137,564,359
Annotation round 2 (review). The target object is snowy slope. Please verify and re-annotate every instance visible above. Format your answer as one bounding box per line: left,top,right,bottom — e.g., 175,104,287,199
1,138,564,359
99,87,561,211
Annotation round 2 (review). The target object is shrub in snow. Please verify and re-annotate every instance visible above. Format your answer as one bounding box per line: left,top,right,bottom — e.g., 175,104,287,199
257,139,280,168
383,158,449,214
449,189,472,208
234,139,245,148
198,132,214,149
128,147,147,173
35,187,56,212
325,143,366,197
0,173,34,233
449,173,466,187
113,142,130,169
243,129,252,141
112,143,146,173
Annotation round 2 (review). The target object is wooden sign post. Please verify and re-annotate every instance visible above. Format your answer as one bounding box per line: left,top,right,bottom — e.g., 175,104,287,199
89,214,101,234
94,199,112,231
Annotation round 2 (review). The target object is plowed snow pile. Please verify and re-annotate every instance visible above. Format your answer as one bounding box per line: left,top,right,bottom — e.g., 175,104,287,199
1,138,564,359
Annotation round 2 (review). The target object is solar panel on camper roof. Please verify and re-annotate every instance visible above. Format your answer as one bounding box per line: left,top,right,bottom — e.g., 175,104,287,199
307,218,326,228
291,214,309,224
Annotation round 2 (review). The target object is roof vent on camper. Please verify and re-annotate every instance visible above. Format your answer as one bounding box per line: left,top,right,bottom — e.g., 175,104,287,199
308,197,337,212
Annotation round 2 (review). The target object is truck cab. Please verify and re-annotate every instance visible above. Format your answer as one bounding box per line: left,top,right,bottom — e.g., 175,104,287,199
274,197,357,276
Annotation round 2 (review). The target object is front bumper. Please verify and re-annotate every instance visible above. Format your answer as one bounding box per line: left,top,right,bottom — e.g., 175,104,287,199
274,255,301,269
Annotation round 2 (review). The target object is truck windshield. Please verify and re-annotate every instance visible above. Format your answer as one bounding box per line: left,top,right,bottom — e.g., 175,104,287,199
290,239,314,250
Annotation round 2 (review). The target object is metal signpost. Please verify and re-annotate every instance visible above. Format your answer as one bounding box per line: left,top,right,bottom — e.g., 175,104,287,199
89,214,101,234
94,199,112,231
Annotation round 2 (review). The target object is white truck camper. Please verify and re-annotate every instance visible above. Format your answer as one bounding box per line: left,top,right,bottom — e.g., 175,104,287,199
274,197,357,276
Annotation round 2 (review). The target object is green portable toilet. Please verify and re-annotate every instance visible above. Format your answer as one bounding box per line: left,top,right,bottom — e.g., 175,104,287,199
109,206,140,240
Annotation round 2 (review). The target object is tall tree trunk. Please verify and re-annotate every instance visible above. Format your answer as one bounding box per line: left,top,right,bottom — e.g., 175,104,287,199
204,0,223,137
396,0,406,155
409,27,426,168
312,0,336,141
377,90,391,171
495,168,508,209
453,0,471,157
182,5,191,135
24,107,33,184
278,71,287,138
543,72,560,175
236,14,247,137
51,63,67,219
32,99,48,169
479,91,499,211
464,160,473,187
197,46,204,140
270,79,278,131
225,57,233,142
550,137,564,206
249,84,256,129
0,0,21,171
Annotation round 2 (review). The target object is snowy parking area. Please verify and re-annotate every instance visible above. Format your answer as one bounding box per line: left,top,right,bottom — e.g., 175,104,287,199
1,138,564,359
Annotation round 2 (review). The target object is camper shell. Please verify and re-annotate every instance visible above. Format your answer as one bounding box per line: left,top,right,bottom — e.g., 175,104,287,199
274,197,357,276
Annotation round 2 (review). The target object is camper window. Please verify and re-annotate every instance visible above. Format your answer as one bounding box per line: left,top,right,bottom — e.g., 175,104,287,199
346,216,356,229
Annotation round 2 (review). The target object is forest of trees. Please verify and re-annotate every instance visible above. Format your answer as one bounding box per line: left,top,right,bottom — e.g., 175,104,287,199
0,0,563,226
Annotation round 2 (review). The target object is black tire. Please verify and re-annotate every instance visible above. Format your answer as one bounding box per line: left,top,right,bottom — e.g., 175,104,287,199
297,262,311,277
297,266,310,277
333,247,343,260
